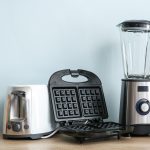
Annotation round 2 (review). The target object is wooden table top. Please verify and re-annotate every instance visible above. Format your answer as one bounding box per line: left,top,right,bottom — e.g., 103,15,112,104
1,134,150,150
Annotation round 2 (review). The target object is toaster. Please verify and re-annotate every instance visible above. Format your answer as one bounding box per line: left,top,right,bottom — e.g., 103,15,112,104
3,85,57,139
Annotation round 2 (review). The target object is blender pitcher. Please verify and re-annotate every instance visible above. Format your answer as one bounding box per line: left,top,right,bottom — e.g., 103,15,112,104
118,20,150,79
118,20,150,136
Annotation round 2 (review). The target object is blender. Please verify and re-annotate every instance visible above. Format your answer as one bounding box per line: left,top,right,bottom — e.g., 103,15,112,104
118,20,150,135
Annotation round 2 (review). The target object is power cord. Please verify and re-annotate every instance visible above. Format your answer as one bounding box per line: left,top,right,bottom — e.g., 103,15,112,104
41,127,60,139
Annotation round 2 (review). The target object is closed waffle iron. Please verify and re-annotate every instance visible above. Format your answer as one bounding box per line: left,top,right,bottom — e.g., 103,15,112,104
48,69,124,142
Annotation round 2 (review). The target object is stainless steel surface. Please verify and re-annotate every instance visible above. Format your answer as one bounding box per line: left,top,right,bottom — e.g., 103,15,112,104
3,87,32,135
120,80,150,126
3,85,57,139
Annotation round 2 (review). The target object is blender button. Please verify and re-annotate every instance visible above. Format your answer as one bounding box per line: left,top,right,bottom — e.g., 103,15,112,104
24,124,29,129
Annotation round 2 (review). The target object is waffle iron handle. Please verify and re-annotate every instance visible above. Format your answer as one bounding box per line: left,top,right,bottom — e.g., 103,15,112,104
49,69,101,85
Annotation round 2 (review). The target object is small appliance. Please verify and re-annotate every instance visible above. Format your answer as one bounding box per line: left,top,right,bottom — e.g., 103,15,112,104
118,20,150,135
3,85,57,139
48,69,124,142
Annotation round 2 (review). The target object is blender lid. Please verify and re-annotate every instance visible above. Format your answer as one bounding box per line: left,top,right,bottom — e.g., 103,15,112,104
117,20,150,32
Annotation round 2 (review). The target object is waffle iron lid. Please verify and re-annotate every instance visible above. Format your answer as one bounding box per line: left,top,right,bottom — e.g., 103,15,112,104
48,69,108,122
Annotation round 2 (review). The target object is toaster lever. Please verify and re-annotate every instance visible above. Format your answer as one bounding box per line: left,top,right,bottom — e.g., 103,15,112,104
11,91,25,97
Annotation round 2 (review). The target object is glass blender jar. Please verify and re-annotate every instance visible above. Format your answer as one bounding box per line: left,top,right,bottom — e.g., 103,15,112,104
118,20,150,79
118,20,150,135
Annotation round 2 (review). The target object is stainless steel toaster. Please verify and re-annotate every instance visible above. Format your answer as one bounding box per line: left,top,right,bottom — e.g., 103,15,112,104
3,85,57,139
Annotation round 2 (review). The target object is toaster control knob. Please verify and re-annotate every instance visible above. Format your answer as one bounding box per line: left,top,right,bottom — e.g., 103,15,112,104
136,99,150,115
12,123,21,132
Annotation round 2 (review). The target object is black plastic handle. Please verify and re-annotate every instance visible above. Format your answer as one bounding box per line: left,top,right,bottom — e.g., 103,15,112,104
49,69,101,86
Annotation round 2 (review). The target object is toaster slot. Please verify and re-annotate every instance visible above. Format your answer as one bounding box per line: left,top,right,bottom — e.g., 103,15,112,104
10,91,27,122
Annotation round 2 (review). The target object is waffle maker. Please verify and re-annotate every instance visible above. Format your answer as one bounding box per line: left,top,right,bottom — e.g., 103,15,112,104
48,69,124,142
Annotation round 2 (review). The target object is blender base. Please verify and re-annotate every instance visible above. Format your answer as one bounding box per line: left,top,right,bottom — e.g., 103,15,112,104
120,79,150,136
132,125,150,135
121,125,150,136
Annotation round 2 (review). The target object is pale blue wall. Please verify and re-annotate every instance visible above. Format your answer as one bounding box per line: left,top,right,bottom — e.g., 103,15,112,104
0,0,149,131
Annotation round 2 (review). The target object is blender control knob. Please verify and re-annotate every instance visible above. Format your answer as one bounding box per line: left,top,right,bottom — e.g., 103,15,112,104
136,99,150,115
140,103,149,112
